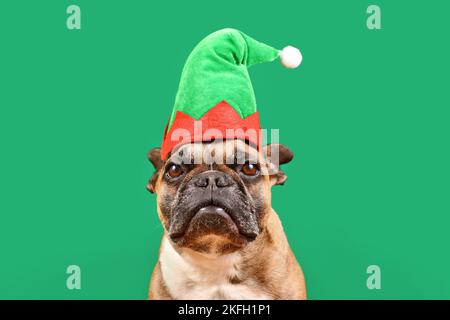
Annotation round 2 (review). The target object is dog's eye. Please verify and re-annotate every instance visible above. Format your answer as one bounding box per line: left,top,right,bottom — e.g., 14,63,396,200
167,164,183,178
241,162,259,176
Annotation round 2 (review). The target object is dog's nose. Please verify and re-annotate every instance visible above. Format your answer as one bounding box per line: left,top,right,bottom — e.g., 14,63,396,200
193,171,232,188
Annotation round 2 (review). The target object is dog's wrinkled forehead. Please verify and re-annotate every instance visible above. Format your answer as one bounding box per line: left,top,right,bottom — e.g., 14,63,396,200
168,140,263,165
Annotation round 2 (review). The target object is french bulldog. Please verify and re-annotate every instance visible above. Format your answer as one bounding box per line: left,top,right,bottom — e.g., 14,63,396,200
146,139,306,299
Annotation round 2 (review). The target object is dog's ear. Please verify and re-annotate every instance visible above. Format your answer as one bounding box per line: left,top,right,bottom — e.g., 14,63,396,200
147,147,164,193
261,144,294,186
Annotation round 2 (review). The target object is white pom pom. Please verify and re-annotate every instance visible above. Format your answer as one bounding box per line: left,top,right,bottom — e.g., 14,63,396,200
280,46,302,69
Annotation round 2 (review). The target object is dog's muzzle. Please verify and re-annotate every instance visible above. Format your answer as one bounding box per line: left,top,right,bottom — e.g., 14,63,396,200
168,170,260,243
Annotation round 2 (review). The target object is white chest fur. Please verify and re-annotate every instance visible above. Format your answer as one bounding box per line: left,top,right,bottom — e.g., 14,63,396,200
159,237,271,300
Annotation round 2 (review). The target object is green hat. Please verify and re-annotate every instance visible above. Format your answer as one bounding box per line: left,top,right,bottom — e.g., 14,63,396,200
161,28,302,159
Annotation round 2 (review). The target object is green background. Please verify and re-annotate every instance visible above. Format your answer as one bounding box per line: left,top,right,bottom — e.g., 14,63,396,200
0,0,449,299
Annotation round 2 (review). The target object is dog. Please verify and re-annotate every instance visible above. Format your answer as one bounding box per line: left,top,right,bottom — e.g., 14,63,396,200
146,139,306,299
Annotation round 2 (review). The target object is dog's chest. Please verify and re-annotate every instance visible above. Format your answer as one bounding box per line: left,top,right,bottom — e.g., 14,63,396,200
159,239,271,300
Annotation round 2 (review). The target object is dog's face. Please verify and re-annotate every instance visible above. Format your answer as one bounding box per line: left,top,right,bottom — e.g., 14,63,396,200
147,139,293,255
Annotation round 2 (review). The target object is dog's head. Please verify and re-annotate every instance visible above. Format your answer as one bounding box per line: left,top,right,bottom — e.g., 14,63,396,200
146,139,293,255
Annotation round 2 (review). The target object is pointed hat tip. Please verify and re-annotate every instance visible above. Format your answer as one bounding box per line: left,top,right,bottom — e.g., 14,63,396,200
280,46,302,69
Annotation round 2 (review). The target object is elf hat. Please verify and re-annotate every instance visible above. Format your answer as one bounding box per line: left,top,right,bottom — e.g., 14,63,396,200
160,28,302,160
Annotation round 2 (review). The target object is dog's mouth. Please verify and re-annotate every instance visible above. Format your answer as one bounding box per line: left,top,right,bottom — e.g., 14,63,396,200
169,203,258,243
